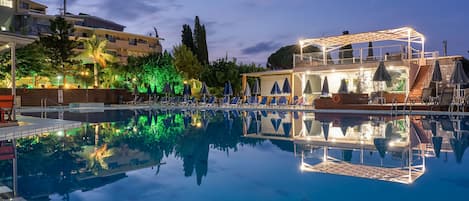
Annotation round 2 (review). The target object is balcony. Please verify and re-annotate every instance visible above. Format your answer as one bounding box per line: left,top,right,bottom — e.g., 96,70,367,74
294,44,438,68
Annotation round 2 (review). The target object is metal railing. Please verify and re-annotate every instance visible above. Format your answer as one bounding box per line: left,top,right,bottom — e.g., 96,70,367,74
294,44,439,68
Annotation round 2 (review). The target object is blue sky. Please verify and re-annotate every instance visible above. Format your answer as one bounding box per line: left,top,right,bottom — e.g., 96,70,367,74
37,0,469,65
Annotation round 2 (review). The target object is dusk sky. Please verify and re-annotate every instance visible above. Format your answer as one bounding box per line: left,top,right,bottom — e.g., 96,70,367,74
37,0,469,65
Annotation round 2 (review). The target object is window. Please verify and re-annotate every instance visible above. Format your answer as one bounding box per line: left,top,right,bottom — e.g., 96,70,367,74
0,0,13,8
128,39,137,46
20,2,29,9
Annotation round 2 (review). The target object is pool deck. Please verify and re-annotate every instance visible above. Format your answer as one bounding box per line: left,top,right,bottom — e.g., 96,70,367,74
0,115,82,141
14,103,469,116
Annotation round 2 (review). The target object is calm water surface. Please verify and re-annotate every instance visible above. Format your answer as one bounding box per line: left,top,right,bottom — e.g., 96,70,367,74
1,109,468,201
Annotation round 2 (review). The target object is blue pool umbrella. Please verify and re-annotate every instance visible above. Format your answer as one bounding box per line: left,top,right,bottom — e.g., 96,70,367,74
200,82,209,101
153,85,157,97
282,78,291,94
450,136,468,164
271,118,282,133
224,81,233,96
244,82,252,97
338,79,348,94
373,61,392,82
282,122,292,137
432,60,443,95
321,77,329,96
432,136,443,158
183,115,191,128
322,122,330,141
374,138,389,159
147,85,152,95
450,60,469,85
252,79,261,96
304,80,312,94
303,119,313,134
450,60,469,101
271,81,282,95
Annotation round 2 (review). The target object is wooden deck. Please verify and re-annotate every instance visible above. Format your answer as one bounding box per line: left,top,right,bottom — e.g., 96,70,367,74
314,97,451,111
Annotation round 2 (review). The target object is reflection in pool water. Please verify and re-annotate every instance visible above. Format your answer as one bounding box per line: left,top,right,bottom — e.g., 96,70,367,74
1,110,469,201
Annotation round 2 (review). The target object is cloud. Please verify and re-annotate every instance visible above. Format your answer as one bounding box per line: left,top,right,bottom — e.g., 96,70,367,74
241,41,281,55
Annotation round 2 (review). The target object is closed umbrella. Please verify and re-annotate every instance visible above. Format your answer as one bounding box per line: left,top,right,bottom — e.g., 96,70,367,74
432,136,443,158
304,80,313,94
252,79,261,96
282,78,291,94
374,138,389,159
322,122,330,141
338,79,348,94
244,115,252,131
282,122,292,137
244,82,252,97
200,82,209,102
321,77,329,96
373,61,392,82
450,136,468,164
153,85,157,100
271,81,281,95
163,82,171,100
432,60,443,96
271,118,282,133
450,60,469,104
373,61,391,100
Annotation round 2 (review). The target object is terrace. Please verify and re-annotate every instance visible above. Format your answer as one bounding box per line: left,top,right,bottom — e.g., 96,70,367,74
294,27,438,68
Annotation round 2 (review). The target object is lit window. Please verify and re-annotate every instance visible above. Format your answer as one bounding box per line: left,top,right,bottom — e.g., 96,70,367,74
0,0,13,8
0,26,6,31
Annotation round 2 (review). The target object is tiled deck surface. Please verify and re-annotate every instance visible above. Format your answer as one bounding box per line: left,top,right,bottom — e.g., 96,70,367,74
0,116,82,141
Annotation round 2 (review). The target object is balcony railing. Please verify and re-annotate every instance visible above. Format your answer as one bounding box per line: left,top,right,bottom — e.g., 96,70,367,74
293,44,438,68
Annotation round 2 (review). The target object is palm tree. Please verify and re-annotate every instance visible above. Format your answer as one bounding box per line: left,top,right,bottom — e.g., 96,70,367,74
78,34,115,88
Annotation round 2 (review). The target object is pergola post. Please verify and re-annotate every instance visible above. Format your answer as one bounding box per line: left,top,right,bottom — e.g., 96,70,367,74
421,36,425,60
10,42,16,121
290,73,295,102
322,46,327,65
407,29,411,60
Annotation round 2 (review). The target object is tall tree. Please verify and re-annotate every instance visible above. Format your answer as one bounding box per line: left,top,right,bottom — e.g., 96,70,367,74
339,30,353,63
77,34,116,88
39,16,78,85
267,44,328,69
181,24,196,54
193,16,209,64
173,44,203,80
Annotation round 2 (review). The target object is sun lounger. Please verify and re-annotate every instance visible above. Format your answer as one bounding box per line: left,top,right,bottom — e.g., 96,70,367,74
259,97,267,107
270,97,277,106
278,96,287,106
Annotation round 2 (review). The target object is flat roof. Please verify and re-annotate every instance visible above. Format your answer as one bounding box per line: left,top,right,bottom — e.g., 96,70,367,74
300,27,424,49
242,69,293,77
0,32,36,47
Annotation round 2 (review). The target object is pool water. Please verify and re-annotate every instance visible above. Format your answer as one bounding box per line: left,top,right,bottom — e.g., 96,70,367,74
1,109,469,201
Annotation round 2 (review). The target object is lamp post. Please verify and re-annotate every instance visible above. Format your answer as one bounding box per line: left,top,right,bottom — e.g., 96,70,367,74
80,71,89,102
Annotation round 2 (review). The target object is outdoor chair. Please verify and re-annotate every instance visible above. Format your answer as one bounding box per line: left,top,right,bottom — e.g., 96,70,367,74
270,97,278,106
433,87,453,111
249,96,258,105
206,96,215,106
278,96,288,106
421,88,434,104
230,97,240,106
222,96,230,105
259,97,268,107
290,96,299,105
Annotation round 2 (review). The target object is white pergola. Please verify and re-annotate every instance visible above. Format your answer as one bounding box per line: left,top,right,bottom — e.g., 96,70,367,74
299,27,425,65
0,32,36,120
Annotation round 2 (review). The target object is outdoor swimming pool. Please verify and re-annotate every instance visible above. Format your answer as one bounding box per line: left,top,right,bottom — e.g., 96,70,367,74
1,109,468,201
